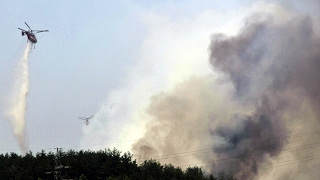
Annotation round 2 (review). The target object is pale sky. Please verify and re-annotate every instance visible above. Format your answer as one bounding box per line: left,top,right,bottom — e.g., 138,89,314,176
0,0,318,158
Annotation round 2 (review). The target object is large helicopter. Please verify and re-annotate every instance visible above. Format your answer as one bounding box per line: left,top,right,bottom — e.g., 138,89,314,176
18,22,48,48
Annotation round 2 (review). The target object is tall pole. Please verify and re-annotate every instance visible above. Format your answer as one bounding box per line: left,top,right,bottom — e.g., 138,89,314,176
45,147,72,180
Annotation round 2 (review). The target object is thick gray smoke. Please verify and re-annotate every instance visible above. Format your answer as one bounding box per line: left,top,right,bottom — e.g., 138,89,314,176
4,42,31,154
210,97,287,179
208,13,320,179
132,6,320,180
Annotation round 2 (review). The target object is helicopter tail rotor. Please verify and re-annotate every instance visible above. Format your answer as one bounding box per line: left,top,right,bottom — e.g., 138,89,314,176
18,28,26,36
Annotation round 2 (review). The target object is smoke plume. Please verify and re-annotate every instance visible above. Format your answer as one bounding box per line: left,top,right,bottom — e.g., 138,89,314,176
209,12,320,179
132,5,320,180
4,42,31,154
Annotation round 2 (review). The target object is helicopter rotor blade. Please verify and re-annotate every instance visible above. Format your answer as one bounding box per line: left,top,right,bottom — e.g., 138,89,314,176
24,22,32,31
18,28,26,31
33,30,49,34
33,30,49,32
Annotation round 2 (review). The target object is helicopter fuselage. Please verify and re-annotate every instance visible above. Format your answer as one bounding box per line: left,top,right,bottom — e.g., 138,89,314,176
22,31,37,43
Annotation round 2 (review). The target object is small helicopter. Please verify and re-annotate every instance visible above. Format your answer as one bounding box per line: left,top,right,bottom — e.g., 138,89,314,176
18,22,48,48
79,115,94,126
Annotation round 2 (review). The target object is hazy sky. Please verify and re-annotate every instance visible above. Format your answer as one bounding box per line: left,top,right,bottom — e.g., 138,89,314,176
0,0,254,153
1,2,319,178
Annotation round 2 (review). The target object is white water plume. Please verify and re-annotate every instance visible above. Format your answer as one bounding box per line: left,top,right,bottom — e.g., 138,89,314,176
5,42,31,154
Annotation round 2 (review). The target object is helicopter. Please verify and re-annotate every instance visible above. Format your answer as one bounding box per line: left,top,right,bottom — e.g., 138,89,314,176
78,115,94,126
18,22,48,48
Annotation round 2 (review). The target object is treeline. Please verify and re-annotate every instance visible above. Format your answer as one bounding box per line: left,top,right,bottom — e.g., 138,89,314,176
0,148,236,180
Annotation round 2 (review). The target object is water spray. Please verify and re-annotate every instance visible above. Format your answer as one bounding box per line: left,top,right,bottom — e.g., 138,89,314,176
5,42,32,154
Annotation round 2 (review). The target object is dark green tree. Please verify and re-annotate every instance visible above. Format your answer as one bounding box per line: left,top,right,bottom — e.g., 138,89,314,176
139,159,164,180
0,148,236,180
185,166,206,180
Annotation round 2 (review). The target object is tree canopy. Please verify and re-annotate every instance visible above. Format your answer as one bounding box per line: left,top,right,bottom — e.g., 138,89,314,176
0,148,236,180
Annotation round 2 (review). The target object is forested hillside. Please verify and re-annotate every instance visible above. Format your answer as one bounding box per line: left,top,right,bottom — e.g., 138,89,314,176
0,148,236,180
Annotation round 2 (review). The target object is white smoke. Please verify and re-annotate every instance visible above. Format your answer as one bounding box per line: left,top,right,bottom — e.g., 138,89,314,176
4,42,31,155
